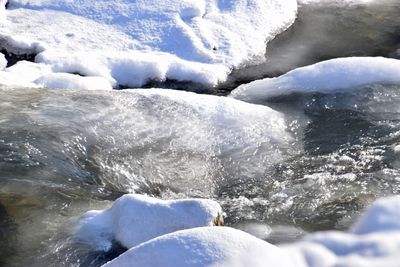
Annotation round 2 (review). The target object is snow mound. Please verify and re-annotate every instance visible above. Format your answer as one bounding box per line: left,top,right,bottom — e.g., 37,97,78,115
231,57,400,103
351,196,400,235
75,194,223,251
102,227,294,267
0,0,297,88
94,196,400,267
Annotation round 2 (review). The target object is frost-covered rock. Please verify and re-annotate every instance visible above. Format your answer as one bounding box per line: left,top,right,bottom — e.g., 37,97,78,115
231,57,400,103
75,194,223,251
102,227,297,267
0,0,297,88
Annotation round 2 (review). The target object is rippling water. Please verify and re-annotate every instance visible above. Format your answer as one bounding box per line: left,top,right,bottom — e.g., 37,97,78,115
1,84,400,266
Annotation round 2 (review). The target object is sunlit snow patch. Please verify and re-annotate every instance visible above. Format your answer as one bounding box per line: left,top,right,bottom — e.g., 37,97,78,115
231,57,400,103
75,194,223,251
98,196,400,267
103,227,292,267
0,0,297,89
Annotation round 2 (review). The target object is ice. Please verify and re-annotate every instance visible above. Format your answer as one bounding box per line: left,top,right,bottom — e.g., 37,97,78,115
75,194,223,251
231,57,400,103
0,0,297,88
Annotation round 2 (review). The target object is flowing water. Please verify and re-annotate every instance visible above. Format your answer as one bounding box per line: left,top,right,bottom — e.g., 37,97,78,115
1,1,400,267
2,84,400,266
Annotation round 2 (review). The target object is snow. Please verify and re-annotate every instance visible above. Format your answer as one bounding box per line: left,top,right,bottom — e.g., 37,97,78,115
0,60,112,89
0,52,6,69
75,194,223,251
76,195,400,267
351,196,400,235
0,0,297,89
102,227,296,267
231,57,400,103
298,0,376,5
0,61,51,88
34,73,113,90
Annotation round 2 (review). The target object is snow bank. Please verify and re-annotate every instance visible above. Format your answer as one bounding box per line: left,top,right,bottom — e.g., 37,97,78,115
102,227,296,267
75,194,223,251
231,57,400,102
0,60,112,89
0,0,297,89
87,196,400,267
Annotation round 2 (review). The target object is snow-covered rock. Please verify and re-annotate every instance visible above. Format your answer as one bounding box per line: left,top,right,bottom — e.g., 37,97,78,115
102,227,297,267
87,196,400,267
231,57,400,103
75,194,223,251
0,0,297,89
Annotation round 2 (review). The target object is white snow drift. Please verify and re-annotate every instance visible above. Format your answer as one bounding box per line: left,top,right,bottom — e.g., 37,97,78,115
102,227,292,267
0,0,297,89
231,57,400,102
75,194,223,251
77,195,400,267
